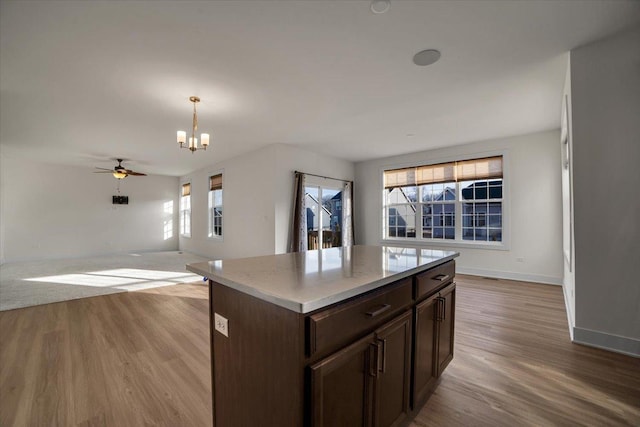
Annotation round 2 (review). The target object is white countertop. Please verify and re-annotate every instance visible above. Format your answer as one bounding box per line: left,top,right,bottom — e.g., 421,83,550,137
186,245,458,314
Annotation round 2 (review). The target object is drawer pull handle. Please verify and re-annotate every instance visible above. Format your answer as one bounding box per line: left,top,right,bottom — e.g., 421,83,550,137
433,274,450,282
365,304,391,317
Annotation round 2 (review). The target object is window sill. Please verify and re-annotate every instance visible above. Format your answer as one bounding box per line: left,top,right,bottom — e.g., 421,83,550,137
208,236,224,242
180,234,191,239
381,238,509,251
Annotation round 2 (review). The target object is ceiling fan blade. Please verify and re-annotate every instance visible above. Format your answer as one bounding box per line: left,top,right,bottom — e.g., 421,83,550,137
93,160,145,177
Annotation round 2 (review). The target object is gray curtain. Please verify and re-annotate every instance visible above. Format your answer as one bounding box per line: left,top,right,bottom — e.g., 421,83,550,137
342,181,355,246
289,172,307,252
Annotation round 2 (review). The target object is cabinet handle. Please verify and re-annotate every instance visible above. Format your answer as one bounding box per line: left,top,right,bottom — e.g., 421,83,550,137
441,297,446,320
378,339,387,374
365,304,391,317
436,297,444,321
369,343,379,378
433,274,450,282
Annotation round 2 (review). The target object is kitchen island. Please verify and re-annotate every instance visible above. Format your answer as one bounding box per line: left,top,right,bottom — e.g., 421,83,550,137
187,245,459,427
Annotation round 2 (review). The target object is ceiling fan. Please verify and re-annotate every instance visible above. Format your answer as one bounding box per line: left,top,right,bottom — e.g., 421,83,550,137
94,159,147,179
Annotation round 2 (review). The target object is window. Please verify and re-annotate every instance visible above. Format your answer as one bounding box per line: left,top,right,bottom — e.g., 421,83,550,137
305,184,343,250
383,156,503,244
461,179,503,242
208,174,223,238
180,183,191,237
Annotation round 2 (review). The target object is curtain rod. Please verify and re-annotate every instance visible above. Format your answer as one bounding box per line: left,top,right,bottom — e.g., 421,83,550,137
295,170,353,183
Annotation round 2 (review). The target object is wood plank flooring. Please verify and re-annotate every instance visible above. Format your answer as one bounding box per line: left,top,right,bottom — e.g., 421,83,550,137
411,276,640,427
1,276,639,426
0,283,211,426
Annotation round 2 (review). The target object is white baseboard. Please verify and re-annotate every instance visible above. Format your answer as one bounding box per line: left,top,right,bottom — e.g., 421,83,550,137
573,327,640,358
456,267,562,286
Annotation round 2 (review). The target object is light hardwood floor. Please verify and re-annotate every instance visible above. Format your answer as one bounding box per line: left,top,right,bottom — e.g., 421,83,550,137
1,276,638,426
0,283,212,426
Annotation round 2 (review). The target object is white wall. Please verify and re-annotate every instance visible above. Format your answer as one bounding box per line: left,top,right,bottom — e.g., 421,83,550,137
178,144,277,260
178,143,354,259
355,130,563,285
0,156,179,263
272,144,354,254
570,26,640,356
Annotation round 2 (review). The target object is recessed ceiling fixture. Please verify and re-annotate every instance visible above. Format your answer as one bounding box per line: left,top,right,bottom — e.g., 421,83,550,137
413,49,441,67
177,96,210,153
370,0,390,14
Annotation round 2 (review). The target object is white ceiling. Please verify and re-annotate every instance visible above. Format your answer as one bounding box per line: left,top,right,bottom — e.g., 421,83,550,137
1,0,639,176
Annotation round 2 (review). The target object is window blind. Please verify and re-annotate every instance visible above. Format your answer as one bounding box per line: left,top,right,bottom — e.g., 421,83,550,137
210,174,222,191
384,156,502,189
455,156,503,181
182,183,191,196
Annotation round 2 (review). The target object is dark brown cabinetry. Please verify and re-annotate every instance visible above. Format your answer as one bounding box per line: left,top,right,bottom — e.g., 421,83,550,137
208,259,455,427
309,311,412,427
413,294,438,405
309,334,375,426
308,278,412,357
435,283,455,377
373,311,412,427
413,264,456,410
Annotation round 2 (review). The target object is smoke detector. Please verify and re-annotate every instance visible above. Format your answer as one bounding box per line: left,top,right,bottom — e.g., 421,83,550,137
413,49,441,67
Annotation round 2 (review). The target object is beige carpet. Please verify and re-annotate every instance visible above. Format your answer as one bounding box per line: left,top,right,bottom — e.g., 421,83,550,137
0,251,209,311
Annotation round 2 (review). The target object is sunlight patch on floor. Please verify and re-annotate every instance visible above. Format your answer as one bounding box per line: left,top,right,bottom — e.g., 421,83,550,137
24,269,203,290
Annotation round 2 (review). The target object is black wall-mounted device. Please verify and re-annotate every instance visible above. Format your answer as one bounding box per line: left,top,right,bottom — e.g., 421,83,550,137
112,195,129,205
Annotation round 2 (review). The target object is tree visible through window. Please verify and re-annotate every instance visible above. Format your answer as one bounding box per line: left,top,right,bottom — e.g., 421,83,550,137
383,156,503,243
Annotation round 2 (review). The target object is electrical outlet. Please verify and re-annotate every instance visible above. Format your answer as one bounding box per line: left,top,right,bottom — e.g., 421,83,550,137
214,313,228,337
516,257,525,263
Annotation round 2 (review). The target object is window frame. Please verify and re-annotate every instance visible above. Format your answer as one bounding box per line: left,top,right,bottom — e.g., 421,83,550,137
208,172,224,240
380,152,509,251
179,182,192,238
304,175,346,250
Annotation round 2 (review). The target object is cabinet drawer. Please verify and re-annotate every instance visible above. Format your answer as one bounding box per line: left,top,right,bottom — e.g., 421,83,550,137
415,260,455,300
308,278,412,356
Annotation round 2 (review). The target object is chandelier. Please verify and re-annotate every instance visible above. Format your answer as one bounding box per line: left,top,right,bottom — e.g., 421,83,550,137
177,96,209,153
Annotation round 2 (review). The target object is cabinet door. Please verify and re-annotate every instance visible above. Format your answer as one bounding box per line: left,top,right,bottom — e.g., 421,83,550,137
436,283,456,376
309,334,376,427
374,310,412,427
413,294,438,408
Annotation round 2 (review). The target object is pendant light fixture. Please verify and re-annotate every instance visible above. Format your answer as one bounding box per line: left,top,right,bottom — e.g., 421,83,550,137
177,96,209,153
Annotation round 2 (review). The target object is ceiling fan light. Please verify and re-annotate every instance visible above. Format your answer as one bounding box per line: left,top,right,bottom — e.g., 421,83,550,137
177,131,186,145
201,133,210,147
113,171,128,179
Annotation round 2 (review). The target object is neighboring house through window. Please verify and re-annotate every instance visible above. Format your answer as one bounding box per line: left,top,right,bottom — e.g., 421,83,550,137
180,182,191,237
383,155,504,245
208,173,223,238
305,182,343,250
